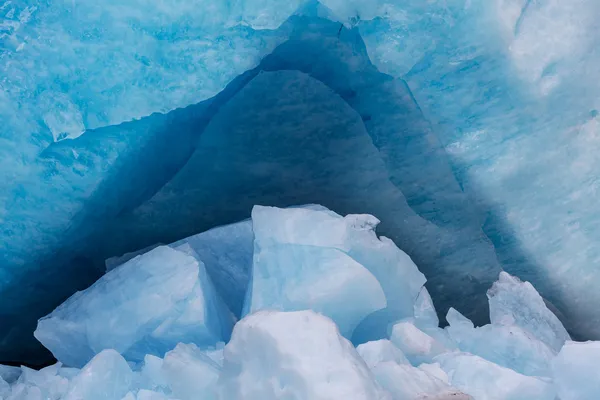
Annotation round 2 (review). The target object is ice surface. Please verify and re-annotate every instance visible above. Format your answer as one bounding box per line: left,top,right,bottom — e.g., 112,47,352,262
3,208,600,398
356,340,410,369
357,339,471,400
217,310,390,400
446,307,555,377
35,246,233,367
551,341,600,400
64,350,133,400
0,365,21,384
371,362,472,400
435,353,556,400
163,343,221,400
487,272,570,351
249,205,426,343
390,320,451,366
170,220,254,317
246,205,387,338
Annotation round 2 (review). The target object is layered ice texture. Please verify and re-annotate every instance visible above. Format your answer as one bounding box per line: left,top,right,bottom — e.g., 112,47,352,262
2,0,600,368
0,205,597,399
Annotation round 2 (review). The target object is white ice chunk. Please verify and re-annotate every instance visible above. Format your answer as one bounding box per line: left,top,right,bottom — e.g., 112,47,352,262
357,339,470,400
64,350,133,400
487,272,570,351
445,308,555,377
247,239,386,338
390,320,451,365
170,219,254,317
217,310,390,400
435,352,556,400
413,286,439,330
12,363,69,400
551,340,600,400
0,365,21,384
162,343,221,400
372,361,472,400
136,389,170,400
137,355,168,393
356,340,410,369
35,246,233,367
250,205,426,342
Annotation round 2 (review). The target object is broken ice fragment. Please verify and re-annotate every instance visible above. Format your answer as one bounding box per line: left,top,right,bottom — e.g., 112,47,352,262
35,246,233,367
218,310,390,400
487,272,570,351
64,350,133,400
551,341,600,400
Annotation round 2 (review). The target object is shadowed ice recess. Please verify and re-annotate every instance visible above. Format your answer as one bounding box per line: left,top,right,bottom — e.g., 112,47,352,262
1,0,600,365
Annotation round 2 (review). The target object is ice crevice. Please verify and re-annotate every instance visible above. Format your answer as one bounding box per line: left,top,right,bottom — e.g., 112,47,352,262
2,0,600,378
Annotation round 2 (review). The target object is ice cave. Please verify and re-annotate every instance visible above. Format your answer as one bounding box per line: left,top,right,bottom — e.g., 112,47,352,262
1,0,600,399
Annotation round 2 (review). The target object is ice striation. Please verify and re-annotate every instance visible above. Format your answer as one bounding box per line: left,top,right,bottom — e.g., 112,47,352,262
5,0,600,363
1,205,598,398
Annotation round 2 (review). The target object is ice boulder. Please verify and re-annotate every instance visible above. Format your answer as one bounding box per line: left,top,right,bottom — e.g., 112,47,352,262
371,362,472,400
249,205,426,342
171,220,254,317
356,340,410,369
63,350,133,400
435,353,556,400
35,246,234,367
248,226,386,336
0,365,21,384
162,343,222,400
7,363,70,400
551,341,600,400
217,310,390,400
357,340,470,400
445,308,555,377
487,272,570,351
390,320,452,366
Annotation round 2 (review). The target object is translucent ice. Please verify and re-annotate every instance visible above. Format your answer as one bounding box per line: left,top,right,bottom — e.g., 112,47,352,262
35,246,233,367
435,352,556,400
162,343,221,400
171,220,254,317
247,206,386,337
390,320,451,366
487,272,570,351
2,209,600,398
551,341,600,400
63,350,133,400
357,340,470,400
371,362,472,400
217,310,390,400
356,340,410,369
445,307,555,377
249,205,426,342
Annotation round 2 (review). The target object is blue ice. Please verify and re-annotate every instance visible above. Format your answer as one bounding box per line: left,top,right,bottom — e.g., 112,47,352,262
1,0,600,379
1,205,599,397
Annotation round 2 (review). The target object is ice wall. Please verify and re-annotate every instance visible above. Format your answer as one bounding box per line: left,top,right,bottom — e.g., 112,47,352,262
2,0,600,363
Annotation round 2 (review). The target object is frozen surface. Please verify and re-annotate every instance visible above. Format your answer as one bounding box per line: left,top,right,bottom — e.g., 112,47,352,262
2,207,600,398
446,307,555,377
247,206,387,338
34,246,233,367
248,205,427,343
2,0,600,378
488,272,570,351
163,343,221,400
551,341,600,400
435,352,556,400
389,320,451,365
217,310,390,400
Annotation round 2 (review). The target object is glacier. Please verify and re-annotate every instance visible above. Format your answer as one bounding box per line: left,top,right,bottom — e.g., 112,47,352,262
1,204,598,399
1,0,600,378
